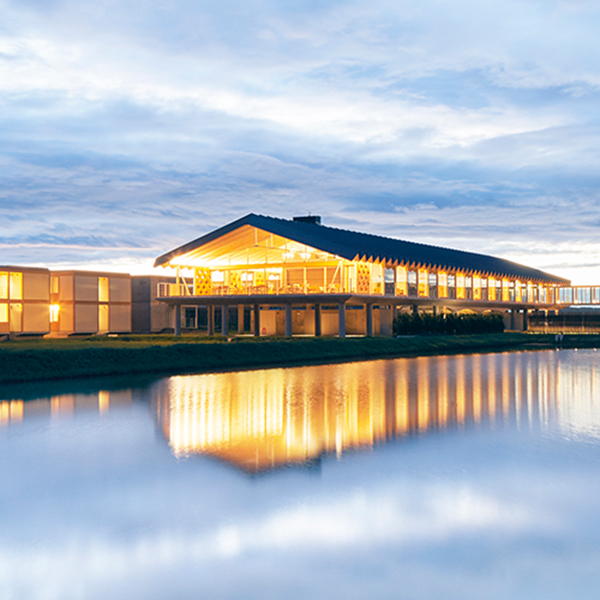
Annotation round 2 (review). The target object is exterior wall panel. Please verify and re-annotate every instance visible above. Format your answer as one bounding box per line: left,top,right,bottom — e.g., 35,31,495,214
75,276,98,302
59,304,74,333
110,304,131,332
23,303,49,332
109,277,131,303
23,272,50,301
259,310,277,336
75,304,97,333
59,275,74,301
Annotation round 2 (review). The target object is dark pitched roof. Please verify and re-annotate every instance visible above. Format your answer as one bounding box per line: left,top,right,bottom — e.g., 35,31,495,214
154,213,570,285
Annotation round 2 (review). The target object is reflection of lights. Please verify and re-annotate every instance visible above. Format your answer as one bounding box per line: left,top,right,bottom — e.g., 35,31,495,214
0,390,131,427
0,401,23,425
158,354,579,473
154,352,600,473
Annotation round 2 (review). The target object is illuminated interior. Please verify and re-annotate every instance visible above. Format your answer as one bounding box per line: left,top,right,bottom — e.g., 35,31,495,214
156,224,561,303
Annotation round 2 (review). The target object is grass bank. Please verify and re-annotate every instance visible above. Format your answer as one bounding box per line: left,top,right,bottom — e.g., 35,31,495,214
0,333,598,384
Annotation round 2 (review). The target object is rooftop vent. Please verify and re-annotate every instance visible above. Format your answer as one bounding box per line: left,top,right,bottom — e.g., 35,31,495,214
293,215,321,225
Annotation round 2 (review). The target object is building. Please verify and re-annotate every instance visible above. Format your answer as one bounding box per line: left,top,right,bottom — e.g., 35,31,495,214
50,271,132,335
131,276,176,334
153,214,571,336
0,266,51,337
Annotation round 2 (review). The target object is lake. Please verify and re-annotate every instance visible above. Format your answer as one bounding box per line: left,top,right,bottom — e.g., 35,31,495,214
1,349,600,599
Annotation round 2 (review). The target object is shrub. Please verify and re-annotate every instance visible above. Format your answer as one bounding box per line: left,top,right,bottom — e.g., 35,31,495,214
393,312,504,336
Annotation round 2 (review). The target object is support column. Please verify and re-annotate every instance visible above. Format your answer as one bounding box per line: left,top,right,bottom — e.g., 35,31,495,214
510,309,516,331
314,304,322,337
221,305,229,336
432,305,438,316
207,305,214,335
285,304,292,338
237,305,245,334
366,304,374,337
412,305,419,316
522,309,528,331
338,302,346,338
253,304,260,336
392,304,399,336
174,304,181,336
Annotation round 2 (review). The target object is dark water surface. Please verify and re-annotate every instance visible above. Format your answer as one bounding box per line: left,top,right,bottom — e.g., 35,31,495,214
1,349,600,599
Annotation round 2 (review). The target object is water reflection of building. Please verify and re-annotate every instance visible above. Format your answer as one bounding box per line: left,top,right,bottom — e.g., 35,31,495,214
3,351,600,471
154,351,593,473
0,390,132,426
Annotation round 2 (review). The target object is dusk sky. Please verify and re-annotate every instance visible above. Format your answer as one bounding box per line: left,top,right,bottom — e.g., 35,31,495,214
2,0,600,282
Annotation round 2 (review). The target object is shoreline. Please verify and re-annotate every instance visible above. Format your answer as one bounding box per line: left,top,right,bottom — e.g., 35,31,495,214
0,333,598,385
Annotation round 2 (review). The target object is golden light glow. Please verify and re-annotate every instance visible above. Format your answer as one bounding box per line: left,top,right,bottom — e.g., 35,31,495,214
50,304,60,323
0,400,23,425
154,352,586,472
0,390,131,427
157,224,568,304
9,272,22,300
0,272,7,300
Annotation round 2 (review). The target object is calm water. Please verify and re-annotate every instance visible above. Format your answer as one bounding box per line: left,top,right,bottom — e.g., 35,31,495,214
2,349,600,599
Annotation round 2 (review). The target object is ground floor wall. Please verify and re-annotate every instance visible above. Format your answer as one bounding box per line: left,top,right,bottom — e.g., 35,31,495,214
132,276,175,334
172,303,396,337
52,301,132,335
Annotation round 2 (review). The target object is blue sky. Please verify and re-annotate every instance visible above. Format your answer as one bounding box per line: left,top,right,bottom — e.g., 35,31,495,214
1,0,600,282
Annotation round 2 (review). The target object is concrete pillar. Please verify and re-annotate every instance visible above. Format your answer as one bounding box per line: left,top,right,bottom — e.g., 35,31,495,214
207,305,214,335
412,305,419,316
314,304,322,337
221,305,229,336
253,304,260,336
285,304,292,337
237,305,245,334
522,309,528,331
174,304,181,336
366,304,374,337
510,309,516,331
338,303,346,338
432,305,438,316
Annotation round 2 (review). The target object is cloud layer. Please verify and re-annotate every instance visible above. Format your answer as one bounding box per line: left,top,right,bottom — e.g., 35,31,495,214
1,0,600,280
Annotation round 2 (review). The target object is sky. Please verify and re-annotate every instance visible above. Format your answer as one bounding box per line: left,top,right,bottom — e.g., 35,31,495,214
1,0,600,282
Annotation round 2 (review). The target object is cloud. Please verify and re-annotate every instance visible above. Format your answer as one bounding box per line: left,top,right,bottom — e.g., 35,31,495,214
1,0,600,281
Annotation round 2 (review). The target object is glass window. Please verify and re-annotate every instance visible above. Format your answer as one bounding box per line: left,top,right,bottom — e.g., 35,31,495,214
98,277,109,302
50,304,60,323
98,304,109,332
0,303,7,323
0,272,7,300
395,266,407,296
9,272,22,300
418,269,428,297
9,303,22,331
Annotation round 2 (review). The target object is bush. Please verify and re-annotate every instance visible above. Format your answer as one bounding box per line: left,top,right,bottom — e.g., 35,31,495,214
393,312,504,336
